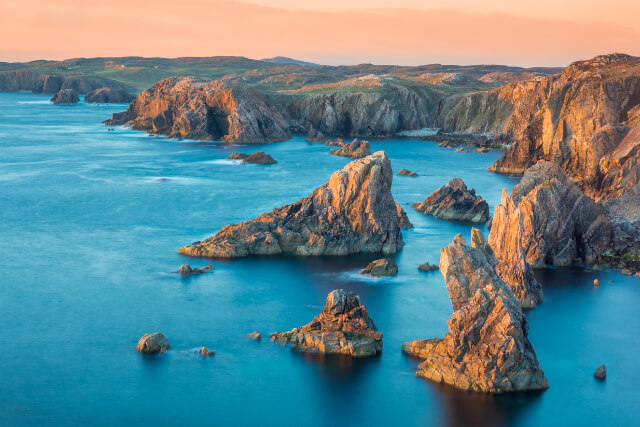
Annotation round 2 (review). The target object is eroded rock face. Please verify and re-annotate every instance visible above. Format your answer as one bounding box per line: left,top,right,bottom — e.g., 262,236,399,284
413,178,489,223
402,231,548,393
489,161,612,268
50,89,79,104
137,333,170,354
329,139,371,159
270,289,382,357
360,258,398,276
85,87,135,103
227,152,277,164
105,77,290,143
179,151,407,257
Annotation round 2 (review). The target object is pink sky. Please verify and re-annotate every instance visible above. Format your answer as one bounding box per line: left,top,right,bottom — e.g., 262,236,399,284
1,0,639,66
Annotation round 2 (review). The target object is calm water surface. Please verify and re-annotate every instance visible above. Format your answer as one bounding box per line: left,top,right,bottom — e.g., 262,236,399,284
0,93,638,426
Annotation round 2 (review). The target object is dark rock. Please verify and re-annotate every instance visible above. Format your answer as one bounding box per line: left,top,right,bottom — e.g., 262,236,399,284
137,333,170,354
305,124,325,142
85,87,135,103
417,262,439,272
360,258,398,276
413,178,489,223
594,365,606,379
50,89,79,104
227,151,277,164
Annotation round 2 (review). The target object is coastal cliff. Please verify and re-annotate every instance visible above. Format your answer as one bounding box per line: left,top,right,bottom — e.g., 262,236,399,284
105,77,290,143
0,70,133,95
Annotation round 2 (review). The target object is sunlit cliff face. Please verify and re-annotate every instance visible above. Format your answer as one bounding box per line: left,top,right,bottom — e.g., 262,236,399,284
1,0,639,66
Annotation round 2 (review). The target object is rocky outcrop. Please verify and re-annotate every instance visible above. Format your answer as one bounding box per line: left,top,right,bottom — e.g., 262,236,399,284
490,161,612,268
413,178,489,223
137,333,170,354
85,87,135,103
360,258,398,276
227,152,277,164
179,151,407,257
177,264,213,274
418,261,439,272
438,54,640,201
198,346,215,356
247,331,262,340
329,139,371,159
398,169,418,177
402,231,548,393
50,89,79,104
270,289,383,357
105,77,290,143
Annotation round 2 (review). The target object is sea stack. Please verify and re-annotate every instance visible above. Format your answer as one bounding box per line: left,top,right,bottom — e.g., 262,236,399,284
179,151,408,257
270,289,383,357
402,230,548,393
413,178,489,223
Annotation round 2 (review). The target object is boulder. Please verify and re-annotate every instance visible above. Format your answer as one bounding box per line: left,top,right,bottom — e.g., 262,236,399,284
402,230,548,393
137,333,170,354
360,258,398,277
179,151,407,257
270,289,382,357
413,178,489,223
227,152,277,164
418,261,439,272
398,169,418,177
85,87,135,103
594,279,600,286
247,331,262,340
50,88,79,105
329,139,371,159
594,365,606,379
198,346,215,356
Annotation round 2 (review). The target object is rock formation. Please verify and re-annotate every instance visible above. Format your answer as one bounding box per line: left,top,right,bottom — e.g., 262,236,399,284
247,331,261,340
227,152,277,164
85,87,135,103
398,169,418,177
105,77,290,143
402,231,548,393
413,178,489,223
270,289,383,357
137,333,170,354
198,346,215,356
329,139,371,159
179,151,407,257
177,264,213,274
305,124,325,142
594,365,607,379
360,258,398,276
50,89,79,104
418,261,439,271
490,161,612,268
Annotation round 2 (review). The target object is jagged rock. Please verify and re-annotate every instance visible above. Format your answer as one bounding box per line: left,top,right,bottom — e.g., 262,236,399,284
105,77,290,143
85,87,135,103
325,138,345,147
402,231,548,393
396,202,414,230
247,331,261,340
594,365,607,379
398,169,418,177
413,178,489,223
329,139,371,159
50,89,79,105
305,124,325,142
270,289,382,357
360,259,398,276
179,151,407,257
198,346,215,356
226,152,277,164
489,161,612,268
417,262,439,272
137,333,170,354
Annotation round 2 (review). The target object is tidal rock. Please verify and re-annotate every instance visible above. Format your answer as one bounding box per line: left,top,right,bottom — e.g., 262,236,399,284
227,152,277,164
270,289,382,357
489,161,612,268
418,261,439,272
137,333,170,354
50,89,79,105
105,77,290,143
85,87,135,103
594,365,607,379
179,151,407,257
177,264,213,274
329,139,371,159
413,178,489,223
198,346,215,356
247,331,262,340
398,169,418,177
402,231,548,393
360,259,398,277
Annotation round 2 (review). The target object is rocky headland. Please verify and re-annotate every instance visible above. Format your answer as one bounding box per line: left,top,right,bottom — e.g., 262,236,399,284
402,230,548,393
105,77,290,143
50,89,79,105
270,289,383,357
329,139,371,159
85,87,135,103
413,178,489,223
178,151,408,257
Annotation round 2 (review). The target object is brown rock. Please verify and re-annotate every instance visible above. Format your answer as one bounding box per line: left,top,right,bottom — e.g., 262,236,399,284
329,139,371,159
227,152,277,164
137,333,170,354
198,346,215,356
179,151,407,258
270,289,382,357
418,261,439,272
413,178,489,223
398,169,418,177
247,331,262,340
360,258,398,276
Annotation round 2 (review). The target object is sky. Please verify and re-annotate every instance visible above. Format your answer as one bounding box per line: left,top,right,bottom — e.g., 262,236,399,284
1,0,639,67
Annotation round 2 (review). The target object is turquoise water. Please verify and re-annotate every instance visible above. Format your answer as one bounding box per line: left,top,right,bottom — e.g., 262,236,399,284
0,92,638,426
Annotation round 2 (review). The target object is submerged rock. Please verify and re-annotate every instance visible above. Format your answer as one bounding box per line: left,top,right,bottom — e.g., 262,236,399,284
85,87,135,103
402,230,548,393
413,178,489,223
329,139,371,159
594,365,607,379
247,331,262,340
360,259,398,277
417,261,439,272
227,151,277,164
270,289,382,357
50,88,79,105
179,151,407,258
137,333,170,354
398,169,418,177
